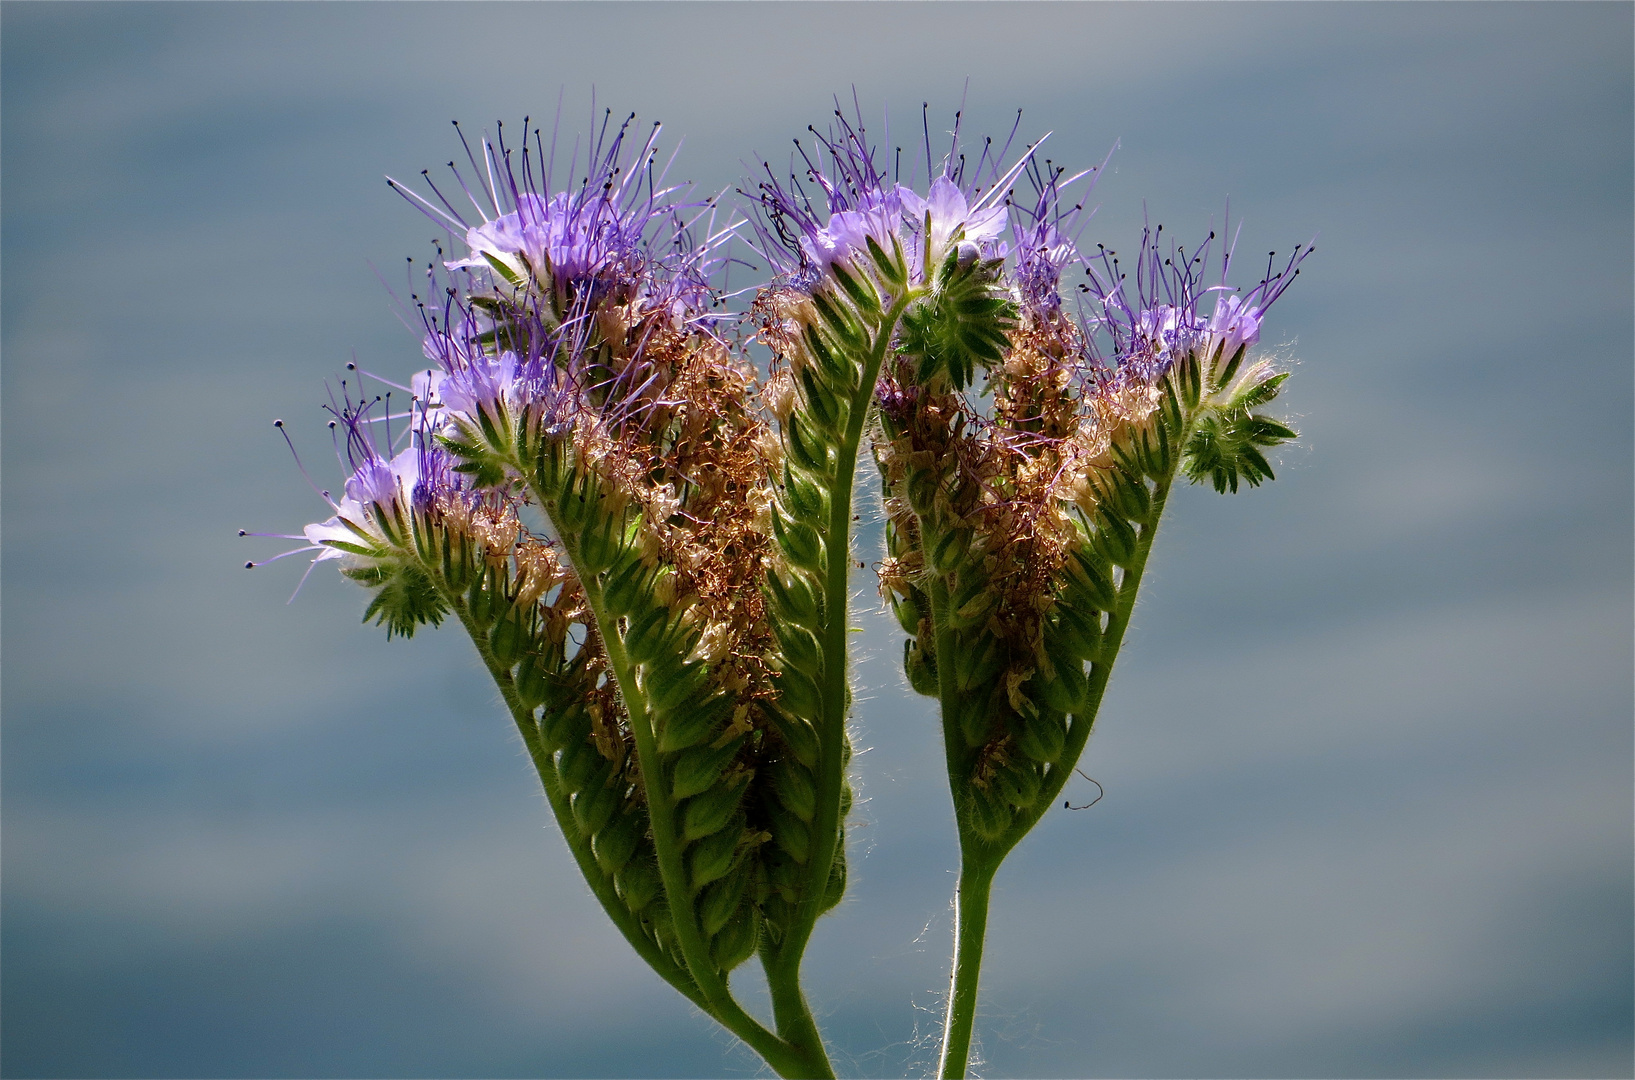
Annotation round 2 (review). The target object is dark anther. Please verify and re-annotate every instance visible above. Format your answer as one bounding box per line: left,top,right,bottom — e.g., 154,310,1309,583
245,561,255,569
238,530,248,537
273,419,284,427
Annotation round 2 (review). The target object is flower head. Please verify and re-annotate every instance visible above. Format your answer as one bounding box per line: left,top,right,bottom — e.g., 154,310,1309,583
246,380,464,582
898,175,1008,274
749,101,1067,299
414,296,579,442
1008,144,1106,324
1200,291,1263,362
747,101,904,287
1082,214,1312,380
799,185,905,273
445,189,641,293
308,388,461,561
301,443,421,566
391,112,730,323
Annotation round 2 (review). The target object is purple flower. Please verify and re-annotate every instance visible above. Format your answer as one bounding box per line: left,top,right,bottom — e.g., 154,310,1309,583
248,385,463,583
751,104,1051,294
391,113,726,317
898,175,1009,275
798,186,905,273
1082,215,1312,376
425,348,519,424
302,444,422,566
746,101,903,286
419,320,526,424
1201,293,1262,361
1130,304,1202,361
751,101,1108,304
1008,146,1105,322
1012,221,1077,318
445,190,641,294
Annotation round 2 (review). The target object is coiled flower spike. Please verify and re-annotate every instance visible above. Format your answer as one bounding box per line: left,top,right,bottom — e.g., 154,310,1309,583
331,110,854,1080
867,130,1310,1073
251,97,1310,1080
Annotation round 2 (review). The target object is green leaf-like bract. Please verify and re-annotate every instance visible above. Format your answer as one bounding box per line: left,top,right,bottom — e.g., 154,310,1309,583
1183,374,1298,494
349,559,448,638
898,251,1015,391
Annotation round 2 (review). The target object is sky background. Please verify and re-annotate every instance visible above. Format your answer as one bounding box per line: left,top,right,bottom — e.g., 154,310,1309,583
3,3,1631,1078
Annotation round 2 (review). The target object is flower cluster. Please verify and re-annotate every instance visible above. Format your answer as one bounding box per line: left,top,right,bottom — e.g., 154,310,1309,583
859,133,1311,850
249,99,1309,1080
747,104,1038,288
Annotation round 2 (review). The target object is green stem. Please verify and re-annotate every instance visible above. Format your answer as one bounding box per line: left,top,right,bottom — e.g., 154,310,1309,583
553,530,823,1077
933,477,1177,1078
578,575,727,995
927,575,973,815
574,578,827,1078
926,571,992,1080
463,449,808,1074
936,858,997,1080
752,290,918,1077
762,946,838,1079
517,462,735,1008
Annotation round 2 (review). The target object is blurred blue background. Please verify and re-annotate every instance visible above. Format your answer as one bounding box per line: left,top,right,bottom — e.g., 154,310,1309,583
3,3,1630,1077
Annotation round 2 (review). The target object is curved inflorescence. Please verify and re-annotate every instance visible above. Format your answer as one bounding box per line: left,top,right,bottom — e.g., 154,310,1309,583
248,98,1311,1080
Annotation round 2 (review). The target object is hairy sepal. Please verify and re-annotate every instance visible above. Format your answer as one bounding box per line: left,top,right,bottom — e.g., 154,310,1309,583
1179,360,1298,493
349,557,447,639
898,251,1014,391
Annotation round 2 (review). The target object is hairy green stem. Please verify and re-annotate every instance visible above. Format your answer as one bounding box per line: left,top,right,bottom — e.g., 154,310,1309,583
936,859,996,1080
926,568,996,1080
750,290,918,1077
576,574,726,994
478,471,814,1078
926,577,971,832
762,946,838,1080
449,562,823,1077
934,476,1176,1078
520,461,730,999
572,574,827,1077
